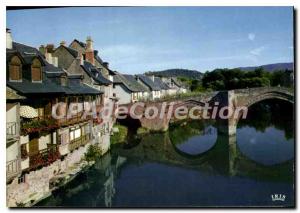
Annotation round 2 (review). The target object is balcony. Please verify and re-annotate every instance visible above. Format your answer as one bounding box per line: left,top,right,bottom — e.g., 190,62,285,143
28,144,60,170
56,113,90,127
7,122,19,140
21,117,59,136
68,134,91,152
6,158,21,182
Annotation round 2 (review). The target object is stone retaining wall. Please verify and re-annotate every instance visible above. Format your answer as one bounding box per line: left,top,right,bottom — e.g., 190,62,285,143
7,144,89,207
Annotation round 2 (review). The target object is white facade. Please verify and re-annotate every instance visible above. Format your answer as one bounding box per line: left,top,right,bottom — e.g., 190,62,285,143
113,84,132,105
151,90,161,100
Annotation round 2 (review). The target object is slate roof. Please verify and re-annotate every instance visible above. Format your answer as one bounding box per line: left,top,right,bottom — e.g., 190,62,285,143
72,39,105,65
12,42,41,57
136,75,161,91
113,74,148,92
154,77,170,90
61,45,78,58
94,50,104,64
81,61,112,85
73,39,86,48
171,77,186,88
6,86,26,100
63,76,101,95
7,79,65,95
7,42,101,96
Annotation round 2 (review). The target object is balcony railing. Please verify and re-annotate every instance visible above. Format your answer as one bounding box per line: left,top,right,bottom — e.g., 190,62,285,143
7,122,18,139
28,144,60,170
56,112,93,127
6,158,21,182
68,134,90,152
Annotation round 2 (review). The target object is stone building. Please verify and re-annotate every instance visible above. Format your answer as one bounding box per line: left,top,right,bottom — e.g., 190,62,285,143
46,37,117,154
113,73,149,104
136,75,162,100
6,29,104,206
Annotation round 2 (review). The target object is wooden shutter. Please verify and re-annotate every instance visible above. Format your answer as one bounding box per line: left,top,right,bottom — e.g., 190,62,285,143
29,138,39,154
32,67,41,81
9,65,21,80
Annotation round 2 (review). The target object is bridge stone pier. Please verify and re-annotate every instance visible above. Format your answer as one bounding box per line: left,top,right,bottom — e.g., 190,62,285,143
120,87,294,135
216,87,294,136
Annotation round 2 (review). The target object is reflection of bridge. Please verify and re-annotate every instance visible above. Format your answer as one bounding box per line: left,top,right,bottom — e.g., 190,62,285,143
121,87,294,135
114,125,293,182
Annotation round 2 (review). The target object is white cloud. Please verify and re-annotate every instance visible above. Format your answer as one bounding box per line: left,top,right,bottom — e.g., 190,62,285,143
289,46,293,49
248,33,256,41
250,46,265,56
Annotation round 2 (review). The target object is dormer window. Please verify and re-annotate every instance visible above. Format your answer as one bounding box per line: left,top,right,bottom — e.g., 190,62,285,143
9,56,22,82
31,58,42,82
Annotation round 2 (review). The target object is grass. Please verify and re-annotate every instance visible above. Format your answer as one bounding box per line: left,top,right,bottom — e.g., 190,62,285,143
110,124,128,144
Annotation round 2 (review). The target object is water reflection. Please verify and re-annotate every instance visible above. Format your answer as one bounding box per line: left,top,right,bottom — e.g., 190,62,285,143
37,99,294,207
237,126,294,165
237,99,294,166
169,120,217,156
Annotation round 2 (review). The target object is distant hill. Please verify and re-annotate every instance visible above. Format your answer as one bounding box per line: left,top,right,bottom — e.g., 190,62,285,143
145,69,203,80
238,62,293,72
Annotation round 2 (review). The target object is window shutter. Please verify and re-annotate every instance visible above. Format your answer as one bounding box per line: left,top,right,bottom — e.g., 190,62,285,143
32,67,41,81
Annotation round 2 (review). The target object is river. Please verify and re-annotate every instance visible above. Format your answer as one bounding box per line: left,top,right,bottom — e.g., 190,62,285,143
36,99,294,207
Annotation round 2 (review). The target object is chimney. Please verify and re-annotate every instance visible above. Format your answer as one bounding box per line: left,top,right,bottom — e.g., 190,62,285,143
75,52,84,66
46,44,55,53
85,36,94,65
39,45,46,55
151,75,155,82
60,41,66,46
103,62,109,69
6,28,13,49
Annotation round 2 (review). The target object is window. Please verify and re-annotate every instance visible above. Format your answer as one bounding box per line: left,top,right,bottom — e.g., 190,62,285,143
18,174,26,184
9,56,22,81
31,58,42,82
61,77,67,86
70,127,81,141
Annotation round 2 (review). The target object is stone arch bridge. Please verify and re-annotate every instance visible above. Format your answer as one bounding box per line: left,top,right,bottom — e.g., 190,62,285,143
120,87,294,135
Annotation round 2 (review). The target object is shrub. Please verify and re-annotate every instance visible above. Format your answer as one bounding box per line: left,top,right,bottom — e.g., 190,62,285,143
110,124,128,144
84,145,102,162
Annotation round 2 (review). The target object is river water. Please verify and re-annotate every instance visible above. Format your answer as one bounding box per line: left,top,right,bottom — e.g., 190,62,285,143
37,99,294,207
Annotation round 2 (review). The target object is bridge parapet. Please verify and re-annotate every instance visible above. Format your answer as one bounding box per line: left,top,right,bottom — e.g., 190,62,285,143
233,86,293,95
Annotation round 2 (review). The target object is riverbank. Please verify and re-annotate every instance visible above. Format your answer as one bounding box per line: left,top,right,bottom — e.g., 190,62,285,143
7,144,95,207
30,160,94,207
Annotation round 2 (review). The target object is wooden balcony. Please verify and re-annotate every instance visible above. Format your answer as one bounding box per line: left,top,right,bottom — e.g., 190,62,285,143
28,144,60,170
6,158,21,182
68,134,91,152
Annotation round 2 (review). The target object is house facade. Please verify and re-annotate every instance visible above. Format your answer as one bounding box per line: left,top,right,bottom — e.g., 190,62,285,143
48,37,117,154
161,77,188,94
136,75,162,100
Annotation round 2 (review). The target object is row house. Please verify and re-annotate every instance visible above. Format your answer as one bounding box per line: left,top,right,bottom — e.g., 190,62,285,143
111,73,188,105
6,29,102,182
161,77,188,94
136,75,162,100
113,73,149,104
42,36,117,154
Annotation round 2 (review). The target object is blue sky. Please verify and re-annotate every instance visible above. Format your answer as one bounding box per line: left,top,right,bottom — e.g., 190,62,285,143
7,7,294,74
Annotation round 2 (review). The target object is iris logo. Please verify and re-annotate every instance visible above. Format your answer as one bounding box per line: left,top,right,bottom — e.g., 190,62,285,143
271,194,286,202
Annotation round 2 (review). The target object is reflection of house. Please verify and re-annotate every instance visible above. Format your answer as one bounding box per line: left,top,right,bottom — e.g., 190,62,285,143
113,73,149,104
6,29,101,179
